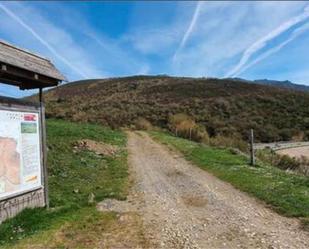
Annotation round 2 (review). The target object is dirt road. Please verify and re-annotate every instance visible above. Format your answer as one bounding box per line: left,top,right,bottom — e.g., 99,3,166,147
99,132,309,249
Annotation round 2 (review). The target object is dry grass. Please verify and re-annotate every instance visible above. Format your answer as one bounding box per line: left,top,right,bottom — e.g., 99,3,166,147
134,117,153,131
29,76,309,143
4,210,150,249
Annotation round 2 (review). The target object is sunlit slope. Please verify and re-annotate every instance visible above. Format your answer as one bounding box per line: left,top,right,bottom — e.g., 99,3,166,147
34,76,309,142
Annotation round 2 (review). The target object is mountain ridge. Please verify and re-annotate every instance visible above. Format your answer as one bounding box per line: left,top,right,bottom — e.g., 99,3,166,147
227,77,309,92
63,75,309,93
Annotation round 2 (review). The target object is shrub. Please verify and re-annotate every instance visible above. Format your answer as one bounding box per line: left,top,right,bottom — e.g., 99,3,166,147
168,113,196,139
277,155,300,171
291,131,305,142
168,113,209,142
71,111,88,122
209,135,248,153
256,149,309,176
298,156,309,176
279,129,294,141
194,125,210,144
135,117,152,130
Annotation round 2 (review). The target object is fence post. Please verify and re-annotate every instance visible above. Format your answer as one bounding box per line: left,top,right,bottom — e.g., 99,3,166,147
250,129,255,166
39,88,49,208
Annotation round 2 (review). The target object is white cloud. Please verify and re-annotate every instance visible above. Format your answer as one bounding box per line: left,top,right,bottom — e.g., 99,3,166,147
0,3,88,79
0,1,154,98
123,27,181,56
173,1,203,62
225,4,309,77
162,1,308,77
86,32,150,76
1,0,308,91
0,2,106,82
235,21,309,76
33,1,151,77
122,2,195,57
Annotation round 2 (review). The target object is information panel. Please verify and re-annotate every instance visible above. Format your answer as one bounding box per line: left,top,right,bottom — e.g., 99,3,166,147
0,109,42,199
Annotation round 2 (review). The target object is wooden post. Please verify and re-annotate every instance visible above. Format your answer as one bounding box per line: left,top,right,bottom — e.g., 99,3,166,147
39,88,49,208
250,129,255,166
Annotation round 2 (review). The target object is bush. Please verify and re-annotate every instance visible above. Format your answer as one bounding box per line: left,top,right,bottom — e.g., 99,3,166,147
209,135,248,153
277,155,300,171
194,125,210,144
256,149,309,176
168,113,209,142
298,156,309,176
135,117,152,130
292,131,305,142
279,129,294,141
168,113,196,139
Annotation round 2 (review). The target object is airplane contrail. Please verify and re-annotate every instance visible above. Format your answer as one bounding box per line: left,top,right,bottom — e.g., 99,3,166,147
225,5,309,78
0,3,88,79
235,21,309,77
173,1,202,63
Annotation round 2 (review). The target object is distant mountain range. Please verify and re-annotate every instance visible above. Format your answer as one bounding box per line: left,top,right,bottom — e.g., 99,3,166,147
228,78,309,92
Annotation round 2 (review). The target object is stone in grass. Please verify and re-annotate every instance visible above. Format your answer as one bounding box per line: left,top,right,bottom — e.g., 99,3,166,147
88,192,96,204
73,189,79,194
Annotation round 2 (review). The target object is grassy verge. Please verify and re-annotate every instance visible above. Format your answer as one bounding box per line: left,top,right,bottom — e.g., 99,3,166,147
150,131,309,220
0,119,129,247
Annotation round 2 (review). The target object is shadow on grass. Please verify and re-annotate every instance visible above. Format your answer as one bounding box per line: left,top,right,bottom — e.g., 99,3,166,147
0,205,75,245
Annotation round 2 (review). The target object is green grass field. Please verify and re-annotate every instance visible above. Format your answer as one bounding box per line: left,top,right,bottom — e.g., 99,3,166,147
1,121,308,248
150,131,309,223
0,119,129,248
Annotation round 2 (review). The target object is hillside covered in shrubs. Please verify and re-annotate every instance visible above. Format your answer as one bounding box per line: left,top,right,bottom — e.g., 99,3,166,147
36,76,309,143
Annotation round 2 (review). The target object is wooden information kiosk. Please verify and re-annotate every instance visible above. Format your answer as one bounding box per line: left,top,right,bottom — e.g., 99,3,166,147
0,41,65,223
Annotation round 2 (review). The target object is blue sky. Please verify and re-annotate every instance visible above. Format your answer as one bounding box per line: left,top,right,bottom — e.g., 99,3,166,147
1,1,309,97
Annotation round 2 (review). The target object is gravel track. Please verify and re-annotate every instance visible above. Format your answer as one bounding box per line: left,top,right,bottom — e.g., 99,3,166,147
102,132,309,249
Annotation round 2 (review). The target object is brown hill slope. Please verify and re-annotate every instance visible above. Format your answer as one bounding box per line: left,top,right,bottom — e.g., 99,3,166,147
36,76,309,142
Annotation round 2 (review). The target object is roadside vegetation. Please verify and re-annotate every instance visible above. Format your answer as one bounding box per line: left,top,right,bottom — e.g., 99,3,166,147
0,119,129,248
167,113,248,152
166,114,309,177
257,149,309,176
150,131,309,228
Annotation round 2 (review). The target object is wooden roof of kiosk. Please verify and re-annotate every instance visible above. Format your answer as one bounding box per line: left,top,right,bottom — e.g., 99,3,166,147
0,40,66,209
0,40,66,90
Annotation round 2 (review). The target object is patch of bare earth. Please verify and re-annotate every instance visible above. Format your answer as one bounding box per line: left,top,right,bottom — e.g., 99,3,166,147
115,131,309,249
182,195,208,208
73,139,118,156
96,197,154,248
51,212,148,249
